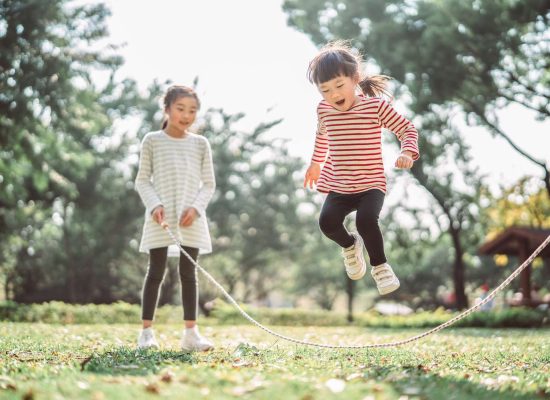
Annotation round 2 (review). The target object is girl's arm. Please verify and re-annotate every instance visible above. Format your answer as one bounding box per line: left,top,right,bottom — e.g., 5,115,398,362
311,116,329,164
191,138,216,217
304,116,327,188
378,99,419,160
135,135,163,214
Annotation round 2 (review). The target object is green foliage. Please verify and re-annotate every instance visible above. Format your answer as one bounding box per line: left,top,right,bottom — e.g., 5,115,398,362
196,109,313,303
0,0,151,303
457,307,548,328
481,177,550,237
281,0,550,309
2,298,547,328
0,301,181,324
283,0,550,192
211,301,549,329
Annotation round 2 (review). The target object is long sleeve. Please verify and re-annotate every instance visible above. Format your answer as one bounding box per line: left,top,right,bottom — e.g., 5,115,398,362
134,136,163,214
311,116,329,164
378,99,420,160
191,139,216,217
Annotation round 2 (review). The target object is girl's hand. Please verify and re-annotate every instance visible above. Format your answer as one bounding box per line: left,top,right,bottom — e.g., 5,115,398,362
395,151,414,169
303,163,321,189
151,206,165,225
180,207,198,227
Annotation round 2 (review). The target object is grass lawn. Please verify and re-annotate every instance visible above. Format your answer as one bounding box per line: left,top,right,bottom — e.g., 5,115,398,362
0,323,549,399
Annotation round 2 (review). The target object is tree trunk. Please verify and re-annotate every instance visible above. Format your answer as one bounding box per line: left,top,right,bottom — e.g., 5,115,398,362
410,164,468,310
346,275,354,322
449,227,467,309
63,207,76,303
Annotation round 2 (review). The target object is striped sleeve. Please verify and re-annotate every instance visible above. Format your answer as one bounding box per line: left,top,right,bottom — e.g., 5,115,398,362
134,135,163,213
191,138,216,217
311,114,329,164
378,99,420,160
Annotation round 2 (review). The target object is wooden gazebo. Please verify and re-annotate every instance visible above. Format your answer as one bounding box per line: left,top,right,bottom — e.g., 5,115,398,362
478,227,550,306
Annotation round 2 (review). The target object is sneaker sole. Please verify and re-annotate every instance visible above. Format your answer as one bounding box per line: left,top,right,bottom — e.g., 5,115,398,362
137,344,160,350
347,232,367,280
181,345,214,352
347,264,366,280
378,279,400,295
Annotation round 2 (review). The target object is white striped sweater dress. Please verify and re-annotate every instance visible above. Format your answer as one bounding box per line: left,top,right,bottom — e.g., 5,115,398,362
135,130,216,256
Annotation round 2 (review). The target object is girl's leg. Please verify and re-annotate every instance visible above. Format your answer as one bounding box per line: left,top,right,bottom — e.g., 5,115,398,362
178,247,214,352
319,192,356,248
355,189,387,266
141,247,168,326
178,246,199,324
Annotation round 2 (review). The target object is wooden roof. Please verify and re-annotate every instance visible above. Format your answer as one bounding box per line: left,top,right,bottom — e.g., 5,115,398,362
478,227,550,257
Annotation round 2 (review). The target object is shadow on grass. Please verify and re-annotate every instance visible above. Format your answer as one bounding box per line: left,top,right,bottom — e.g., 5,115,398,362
81,347,194,376
365,364,547,400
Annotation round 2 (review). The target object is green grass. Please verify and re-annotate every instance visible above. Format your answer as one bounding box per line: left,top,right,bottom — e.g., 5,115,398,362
1,323,549,399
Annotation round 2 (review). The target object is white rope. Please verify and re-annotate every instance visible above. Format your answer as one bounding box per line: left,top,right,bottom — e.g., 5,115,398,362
162,223,550,349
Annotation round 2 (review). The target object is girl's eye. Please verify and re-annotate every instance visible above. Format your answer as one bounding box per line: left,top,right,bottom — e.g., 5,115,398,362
321,89,329,93
337,85,343,88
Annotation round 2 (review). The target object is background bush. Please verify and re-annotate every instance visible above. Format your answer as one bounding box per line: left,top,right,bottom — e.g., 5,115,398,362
1,300,548,328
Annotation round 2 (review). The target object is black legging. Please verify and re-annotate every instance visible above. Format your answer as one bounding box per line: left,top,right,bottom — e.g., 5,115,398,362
141,246,199,321
319,189,387,266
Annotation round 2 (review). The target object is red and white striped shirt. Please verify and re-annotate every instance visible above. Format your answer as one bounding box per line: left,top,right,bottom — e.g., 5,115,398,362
311,96,419,194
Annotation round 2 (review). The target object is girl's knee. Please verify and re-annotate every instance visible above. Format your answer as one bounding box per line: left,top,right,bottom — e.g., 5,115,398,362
319,213,340,234
356,216,379,234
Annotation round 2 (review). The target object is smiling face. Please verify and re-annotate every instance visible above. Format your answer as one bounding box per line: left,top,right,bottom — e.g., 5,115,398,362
165,96,198,134
317,74,359,111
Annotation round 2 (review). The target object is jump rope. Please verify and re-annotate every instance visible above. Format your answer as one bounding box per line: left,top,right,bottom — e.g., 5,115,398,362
161,222,550,349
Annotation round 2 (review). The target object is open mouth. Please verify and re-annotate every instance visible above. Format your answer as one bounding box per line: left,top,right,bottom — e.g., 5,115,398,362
335,99,345,106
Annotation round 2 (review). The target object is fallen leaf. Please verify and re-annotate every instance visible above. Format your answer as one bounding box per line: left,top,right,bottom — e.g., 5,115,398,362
160,371,175,383
22,389,35,400
145,382,160,394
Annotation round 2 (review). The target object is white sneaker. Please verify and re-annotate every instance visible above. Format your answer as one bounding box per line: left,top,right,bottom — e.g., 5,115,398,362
341,232,367,280
137,327,160,349
371,263,400,295
181,327,214,352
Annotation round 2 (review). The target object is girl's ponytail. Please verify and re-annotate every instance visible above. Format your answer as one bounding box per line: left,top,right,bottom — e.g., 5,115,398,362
358,75,392,98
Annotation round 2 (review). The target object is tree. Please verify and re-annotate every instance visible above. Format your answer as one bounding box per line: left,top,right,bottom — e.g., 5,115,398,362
197,109,310,304
0,0,149,302
477,178,550,296
283,0,550,196
281,0,531,309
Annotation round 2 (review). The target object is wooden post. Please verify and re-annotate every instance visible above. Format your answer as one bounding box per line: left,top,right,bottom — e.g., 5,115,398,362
519,239,532,305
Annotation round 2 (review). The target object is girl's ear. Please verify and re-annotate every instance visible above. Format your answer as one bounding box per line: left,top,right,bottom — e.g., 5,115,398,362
353,72,361,84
